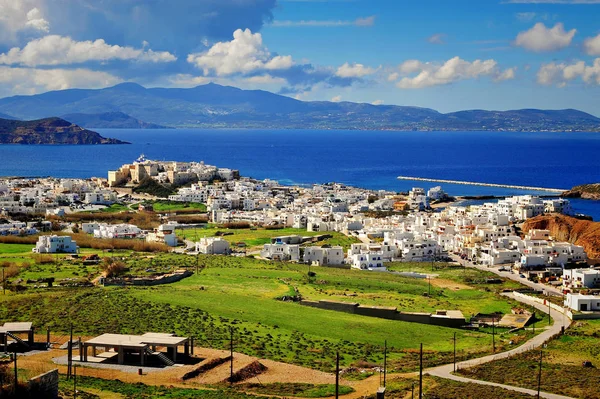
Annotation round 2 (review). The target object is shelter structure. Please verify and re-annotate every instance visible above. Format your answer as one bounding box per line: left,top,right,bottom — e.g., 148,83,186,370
0,322,34,352
81,333,190,366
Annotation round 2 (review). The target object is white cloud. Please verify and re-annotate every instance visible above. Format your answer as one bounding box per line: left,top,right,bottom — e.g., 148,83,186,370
0,66,121,95
371,99,384,105
584,33,600,56
187,28,293,76
391,56,515,89
25,8,48,32
0,35,176,66
387,72,399,82
514,22,576,52
331,95,342,102
243,74,286,84
427,33,446,44
537,59,600,86
335,62,376,78
0,0,49,42
271,15,375,27
494,67,517,81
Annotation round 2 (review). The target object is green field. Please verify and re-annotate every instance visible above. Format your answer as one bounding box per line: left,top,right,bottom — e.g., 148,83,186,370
150,200,207,212
178,226,360,249
456,319,600,399
0,247,537,373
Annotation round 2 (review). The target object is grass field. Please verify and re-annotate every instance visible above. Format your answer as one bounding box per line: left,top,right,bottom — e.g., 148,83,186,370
178,226,360,249
150,200,207,213
456,319,600,399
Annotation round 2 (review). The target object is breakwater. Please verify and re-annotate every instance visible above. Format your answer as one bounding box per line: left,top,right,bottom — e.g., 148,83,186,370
397,176,566,193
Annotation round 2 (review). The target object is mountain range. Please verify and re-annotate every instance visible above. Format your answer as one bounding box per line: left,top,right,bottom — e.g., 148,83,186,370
0,82,598,131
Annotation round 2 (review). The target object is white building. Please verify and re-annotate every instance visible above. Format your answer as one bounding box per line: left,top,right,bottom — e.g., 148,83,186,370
195,237,230,255
33,235,78,253
303,246,344,265
564,293,600,312
350,253,386,271
563,269,600,289
260,243,300,262
93,224,142,239
146,224,178,247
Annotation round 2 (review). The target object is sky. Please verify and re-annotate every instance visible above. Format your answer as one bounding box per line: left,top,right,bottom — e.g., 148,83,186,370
0,0,600,114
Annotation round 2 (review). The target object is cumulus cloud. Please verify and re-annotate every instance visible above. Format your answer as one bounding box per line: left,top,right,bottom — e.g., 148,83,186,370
514,22,576,52
271,15,375,27
427,33,446,44
331,95,342,102
0,35,176,66
0,66,121,95
335,63,376,78
584,33,600,56
390,56,515,89
0,0,49,42
243,74,286,84
537,59,600,86
187,29,293,76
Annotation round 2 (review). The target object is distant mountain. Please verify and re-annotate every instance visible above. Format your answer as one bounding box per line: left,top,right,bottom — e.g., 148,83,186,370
61,111,169,129
0,112,18,120
0,117,128,145
0,82,598,131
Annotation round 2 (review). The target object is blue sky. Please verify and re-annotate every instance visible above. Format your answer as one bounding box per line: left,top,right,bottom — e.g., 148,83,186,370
0,0,599,115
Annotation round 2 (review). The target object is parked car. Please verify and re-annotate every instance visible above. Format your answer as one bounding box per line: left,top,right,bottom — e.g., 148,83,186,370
519,274,526,278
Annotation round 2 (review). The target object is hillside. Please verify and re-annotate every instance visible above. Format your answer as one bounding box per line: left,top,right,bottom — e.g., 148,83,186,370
562,184,600,200
0,83,597,131
522,214,600,258
0,112,17,120
61,111,169,129
0,117,128,145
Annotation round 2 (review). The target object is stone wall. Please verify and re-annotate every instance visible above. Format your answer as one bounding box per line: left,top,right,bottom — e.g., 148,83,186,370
27,369,58,399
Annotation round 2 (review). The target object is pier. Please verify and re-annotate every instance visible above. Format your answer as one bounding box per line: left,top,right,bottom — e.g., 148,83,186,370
397,176,567,193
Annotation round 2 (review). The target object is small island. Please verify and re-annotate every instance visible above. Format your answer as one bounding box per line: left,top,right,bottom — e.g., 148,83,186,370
0,117,129,145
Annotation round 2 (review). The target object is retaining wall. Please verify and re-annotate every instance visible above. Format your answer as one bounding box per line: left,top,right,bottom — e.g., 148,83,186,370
27,369,59,399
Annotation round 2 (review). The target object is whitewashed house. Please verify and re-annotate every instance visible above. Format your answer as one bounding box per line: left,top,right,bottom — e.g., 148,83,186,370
260,243,300,262
33,235,78,253
146,224,178,247
195,237,230,255
303,246,344,265
564,293,600,312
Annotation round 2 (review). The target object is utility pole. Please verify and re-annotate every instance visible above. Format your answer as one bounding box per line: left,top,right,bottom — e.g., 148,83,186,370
492,316,496,354
548,300,551,326
383,340,387,387
335,351,340,399
67,324,73,380
532,306,535,334
453,332,456,372
13,352,17,394
73,365,77,399
537,350,543,399
419,343,423,399
2,267,5,295
428,276,431,296
229,327,234,384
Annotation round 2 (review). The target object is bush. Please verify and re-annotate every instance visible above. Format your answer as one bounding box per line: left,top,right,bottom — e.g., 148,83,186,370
219,222,251,229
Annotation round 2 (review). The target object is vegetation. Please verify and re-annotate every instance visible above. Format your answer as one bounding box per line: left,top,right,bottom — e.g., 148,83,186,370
370,376,534,399
234,382,354,397
456,319,600,399
58,376,262,399
150,200,207,213
133,177,176,198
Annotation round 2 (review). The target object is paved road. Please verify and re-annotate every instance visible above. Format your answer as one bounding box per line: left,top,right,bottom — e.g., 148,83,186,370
427,265,573,398
449,254,565,296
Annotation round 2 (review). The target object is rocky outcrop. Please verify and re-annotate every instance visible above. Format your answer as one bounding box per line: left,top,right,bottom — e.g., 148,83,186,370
522,214,600,258
561,183,600,200
0,117,128,144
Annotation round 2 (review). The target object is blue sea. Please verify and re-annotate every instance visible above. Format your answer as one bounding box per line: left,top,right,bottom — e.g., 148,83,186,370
1,129,599,218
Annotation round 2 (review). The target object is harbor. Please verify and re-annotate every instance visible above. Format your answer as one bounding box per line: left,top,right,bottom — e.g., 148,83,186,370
397,176,567,193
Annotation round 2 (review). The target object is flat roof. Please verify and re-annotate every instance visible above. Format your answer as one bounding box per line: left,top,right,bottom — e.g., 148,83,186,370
0,322,33,333
85,333,188,347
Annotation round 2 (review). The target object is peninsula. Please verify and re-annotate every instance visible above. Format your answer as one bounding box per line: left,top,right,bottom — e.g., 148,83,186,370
0,117,128,145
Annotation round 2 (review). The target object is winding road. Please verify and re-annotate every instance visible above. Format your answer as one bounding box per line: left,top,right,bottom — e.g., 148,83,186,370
424,256,574,398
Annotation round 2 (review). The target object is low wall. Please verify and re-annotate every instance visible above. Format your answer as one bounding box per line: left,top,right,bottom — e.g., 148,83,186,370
104,270,192,287
28,369,59,399
512,291,568,317
299,300,466,328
